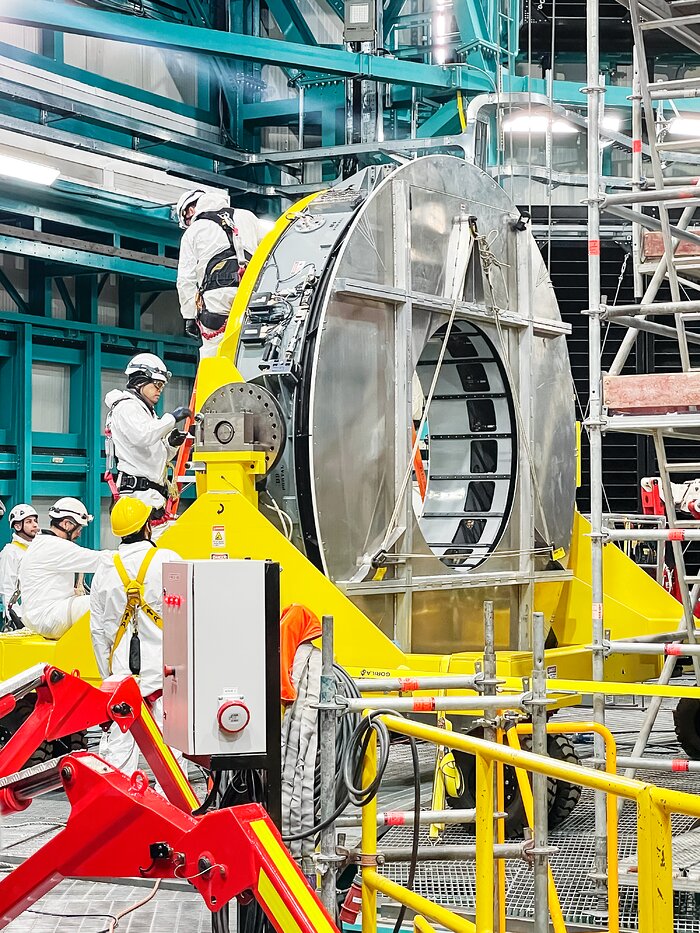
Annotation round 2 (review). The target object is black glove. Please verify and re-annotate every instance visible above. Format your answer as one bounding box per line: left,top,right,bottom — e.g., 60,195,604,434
170,406,193,424
168,429,187,448
184,319,200,339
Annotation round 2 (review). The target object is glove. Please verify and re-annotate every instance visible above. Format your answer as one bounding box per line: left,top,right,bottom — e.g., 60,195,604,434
168,429,187,448
184,319,200,339
170,406,193,425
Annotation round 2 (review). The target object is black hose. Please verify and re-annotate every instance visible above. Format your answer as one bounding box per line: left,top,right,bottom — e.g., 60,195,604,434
390,735,421,933
283,709,394,843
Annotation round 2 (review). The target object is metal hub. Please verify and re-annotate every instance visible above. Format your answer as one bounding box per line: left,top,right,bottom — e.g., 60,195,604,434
197,382,286,471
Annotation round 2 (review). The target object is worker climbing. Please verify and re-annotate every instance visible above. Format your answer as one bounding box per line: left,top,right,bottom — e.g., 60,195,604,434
104,353,192,521
89,496,184,778
19,498,110,639
0,504,39,628
176,188,265,358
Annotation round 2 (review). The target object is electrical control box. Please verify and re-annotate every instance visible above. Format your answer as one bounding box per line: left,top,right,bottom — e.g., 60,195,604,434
161,559,280,758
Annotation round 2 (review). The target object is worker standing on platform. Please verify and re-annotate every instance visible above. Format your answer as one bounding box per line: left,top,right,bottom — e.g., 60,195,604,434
19,498,109,639
0,504,39,627
176,189,264,358
90,497,184,778
104,353,192,521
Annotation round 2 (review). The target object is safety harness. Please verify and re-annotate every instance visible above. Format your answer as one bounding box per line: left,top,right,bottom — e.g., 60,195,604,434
192,209,252,338
4,540,28,630
110,548,162,676
104,392,171,505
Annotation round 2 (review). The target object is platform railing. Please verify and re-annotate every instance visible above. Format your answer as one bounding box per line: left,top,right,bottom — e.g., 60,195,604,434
358,712,700,933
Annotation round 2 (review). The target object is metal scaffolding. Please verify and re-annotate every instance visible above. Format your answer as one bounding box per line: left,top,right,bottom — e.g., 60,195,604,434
588,0,700,909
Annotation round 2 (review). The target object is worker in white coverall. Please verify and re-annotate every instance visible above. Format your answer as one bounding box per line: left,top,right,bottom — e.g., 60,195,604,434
19,498,110,639
0,504,39,627
90,496,185,778
176,189,265,359
104,353,192,519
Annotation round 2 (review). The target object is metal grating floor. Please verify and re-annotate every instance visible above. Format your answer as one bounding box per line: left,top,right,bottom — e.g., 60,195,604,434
379,695,700,931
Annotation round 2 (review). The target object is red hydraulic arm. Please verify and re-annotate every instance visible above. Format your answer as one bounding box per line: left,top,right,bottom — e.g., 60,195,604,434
0,753,339,933
0,664,197,813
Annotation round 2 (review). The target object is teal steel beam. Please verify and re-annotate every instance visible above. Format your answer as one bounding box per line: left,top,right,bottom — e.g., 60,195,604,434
85,331,102,549
0,227,177,283
54,277,77,319
17,325,32,507
75,275,98,325
0,74,251,170
0,268,30,315
265,0,318,46
27,260,50,315
0,0,475,89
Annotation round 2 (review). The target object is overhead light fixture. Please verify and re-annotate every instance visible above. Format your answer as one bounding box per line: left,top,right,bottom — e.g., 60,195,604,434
0,154,59,186
502,114,579,135
668,115,700,137
602,114,622,132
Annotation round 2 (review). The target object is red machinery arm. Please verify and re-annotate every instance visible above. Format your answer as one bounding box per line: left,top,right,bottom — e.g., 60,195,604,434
0,664,197,812
0,753,338,933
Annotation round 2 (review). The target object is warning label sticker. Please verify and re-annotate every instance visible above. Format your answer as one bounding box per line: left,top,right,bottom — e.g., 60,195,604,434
211,553,229,561
212,525,226,548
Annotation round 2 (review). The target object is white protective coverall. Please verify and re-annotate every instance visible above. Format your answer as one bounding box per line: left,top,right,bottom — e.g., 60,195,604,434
90,540,185,777
105,389,178,510
19,532,110,639
0,536,28,621
176,192,265,359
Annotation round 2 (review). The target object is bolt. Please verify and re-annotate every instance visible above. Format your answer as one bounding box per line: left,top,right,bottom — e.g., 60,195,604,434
50,670,64,684
198,856,212,875
61,766,73,783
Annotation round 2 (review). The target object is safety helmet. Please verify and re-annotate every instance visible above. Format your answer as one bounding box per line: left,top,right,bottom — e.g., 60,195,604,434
110,497,152,538
48,497,93,527
125,353,171,386
175,188,205,229
9,504,38,527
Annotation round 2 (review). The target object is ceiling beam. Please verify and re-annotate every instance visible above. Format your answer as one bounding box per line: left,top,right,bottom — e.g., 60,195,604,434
0,0,471,90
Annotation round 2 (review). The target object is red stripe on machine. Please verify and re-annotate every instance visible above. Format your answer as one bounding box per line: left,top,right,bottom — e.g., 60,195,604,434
588,239,601,256
665,643,684,656
672,759,690,772
669,529,685,541
413,698,436,712
632,139,642,153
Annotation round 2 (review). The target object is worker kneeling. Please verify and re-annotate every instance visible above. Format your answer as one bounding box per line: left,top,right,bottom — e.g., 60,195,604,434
90,497,184,778
19,498,108,639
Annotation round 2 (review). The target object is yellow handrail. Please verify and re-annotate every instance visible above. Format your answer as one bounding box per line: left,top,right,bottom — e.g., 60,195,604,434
358,712,695,933
510,721,619,933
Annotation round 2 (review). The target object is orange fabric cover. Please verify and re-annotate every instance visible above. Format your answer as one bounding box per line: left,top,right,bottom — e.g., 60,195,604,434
280,603,323,703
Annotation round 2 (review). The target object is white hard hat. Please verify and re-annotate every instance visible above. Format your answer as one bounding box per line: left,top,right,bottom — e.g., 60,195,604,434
175,189,205,229
125,353,171,386
9,504,38,526
49,497,93,527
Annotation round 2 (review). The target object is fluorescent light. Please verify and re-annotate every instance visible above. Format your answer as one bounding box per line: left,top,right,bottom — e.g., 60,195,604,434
668,116,700,137
502,114,579,135
602,114,622,132
0,154,59,186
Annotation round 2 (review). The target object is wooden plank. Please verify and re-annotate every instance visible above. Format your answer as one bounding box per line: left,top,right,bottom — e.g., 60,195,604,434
643,229,700,258
604,372,700,413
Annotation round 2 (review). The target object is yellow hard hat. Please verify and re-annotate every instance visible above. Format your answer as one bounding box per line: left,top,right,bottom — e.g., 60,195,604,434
110,497,152,538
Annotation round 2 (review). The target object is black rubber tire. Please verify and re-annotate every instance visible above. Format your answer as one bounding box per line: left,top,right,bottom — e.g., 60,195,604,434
446,730,581,836
0,693,53,767
0,693,89,769
674,697,700,759
546,733,582,828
